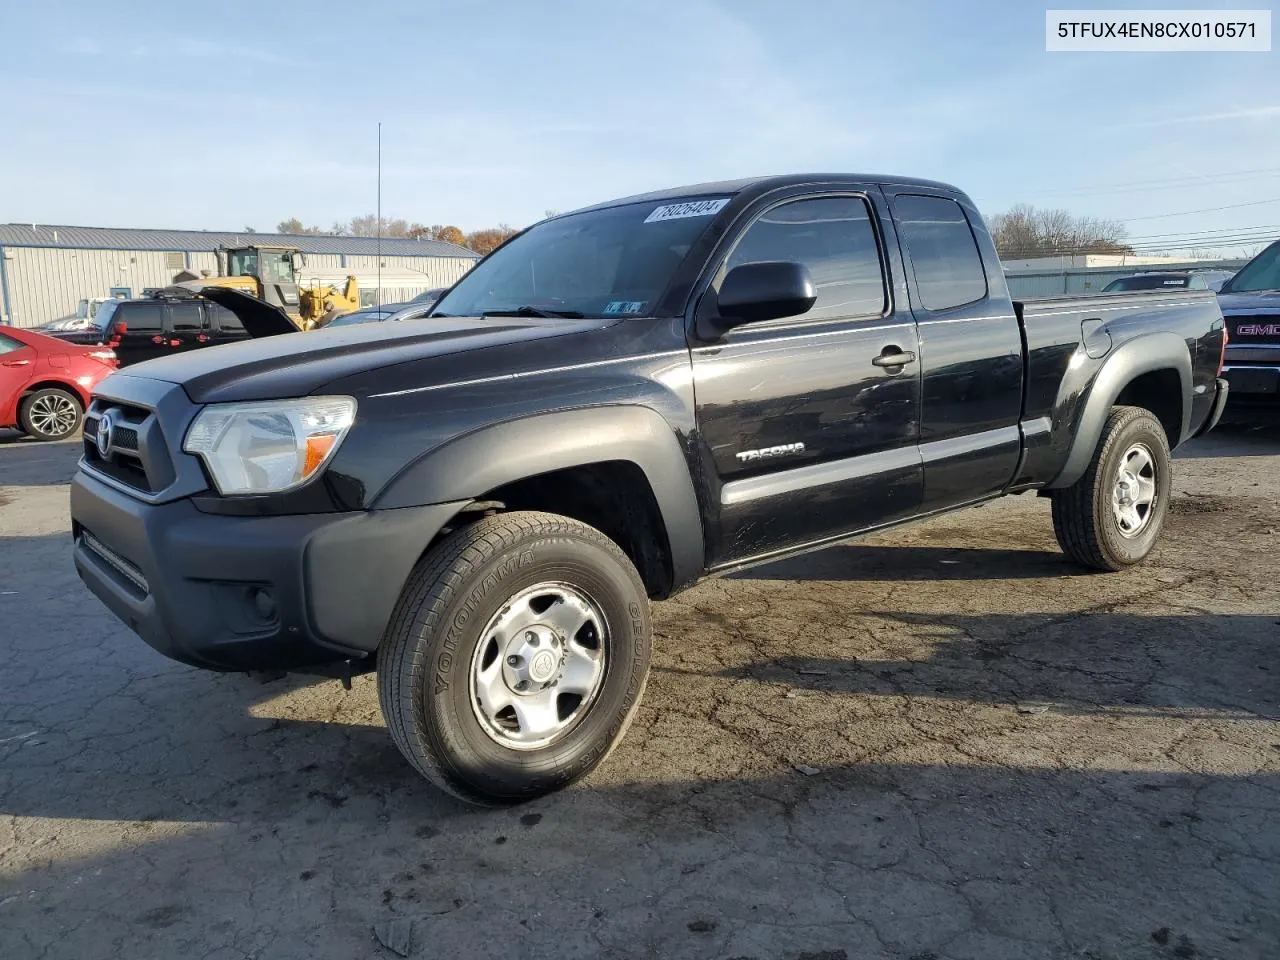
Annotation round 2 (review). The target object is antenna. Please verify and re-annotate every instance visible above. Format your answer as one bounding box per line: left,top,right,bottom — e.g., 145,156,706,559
376,121,382,308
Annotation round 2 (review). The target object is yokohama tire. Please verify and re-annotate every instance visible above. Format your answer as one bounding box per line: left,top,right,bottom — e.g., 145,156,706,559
1052,405,1173,571
377,511,652,805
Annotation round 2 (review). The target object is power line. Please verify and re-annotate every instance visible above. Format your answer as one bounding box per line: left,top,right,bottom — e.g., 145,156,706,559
1121,197,1280,221
1013,166,1280,199
1122,222,1280,241
975,168,1280,208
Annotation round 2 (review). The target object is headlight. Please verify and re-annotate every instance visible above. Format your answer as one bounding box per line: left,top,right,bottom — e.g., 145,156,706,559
183,397,356,495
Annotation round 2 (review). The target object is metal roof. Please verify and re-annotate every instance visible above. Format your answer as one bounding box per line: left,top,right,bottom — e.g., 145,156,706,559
0,223,479,259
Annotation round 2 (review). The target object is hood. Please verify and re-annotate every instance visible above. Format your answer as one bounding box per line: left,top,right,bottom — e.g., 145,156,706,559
122,313,612,403
183,286,300,337
1216,289,1280,315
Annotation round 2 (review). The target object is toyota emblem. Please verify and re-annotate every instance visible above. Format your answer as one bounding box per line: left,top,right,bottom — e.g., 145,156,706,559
96,413,113,458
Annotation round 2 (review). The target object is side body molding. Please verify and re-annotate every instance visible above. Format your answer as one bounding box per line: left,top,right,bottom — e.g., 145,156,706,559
372,406,706,590
1046,332,1192,490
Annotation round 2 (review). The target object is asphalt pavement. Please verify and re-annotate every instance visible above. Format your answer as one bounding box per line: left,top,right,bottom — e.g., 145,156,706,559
1,425,1277,960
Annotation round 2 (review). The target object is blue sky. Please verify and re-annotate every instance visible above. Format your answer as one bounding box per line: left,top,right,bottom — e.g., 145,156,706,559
0,0,1276,254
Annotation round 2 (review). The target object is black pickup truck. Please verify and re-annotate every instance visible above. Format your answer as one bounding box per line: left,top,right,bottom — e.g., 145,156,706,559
70,174,1229,804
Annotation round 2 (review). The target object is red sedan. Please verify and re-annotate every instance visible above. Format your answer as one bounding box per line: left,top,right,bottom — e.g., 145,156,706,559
0,326,118,441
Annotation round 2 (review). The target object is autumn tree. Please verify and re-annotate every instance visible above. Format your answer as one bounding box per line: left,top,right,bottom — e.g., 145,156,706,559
274,216,519,249
430,225,467,246
988,204,1133,259
466,225,519,255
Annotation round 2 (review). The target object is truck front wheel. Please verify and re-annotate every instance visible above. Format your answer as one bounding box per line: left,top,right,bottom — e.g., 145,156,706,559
1051,405,1173,571
377,511,652,804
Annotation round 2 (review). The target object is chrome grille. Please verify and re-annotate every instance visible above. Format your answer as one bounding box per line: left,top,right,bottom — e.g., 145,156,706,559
1229,314,1280,344
82,399,172,494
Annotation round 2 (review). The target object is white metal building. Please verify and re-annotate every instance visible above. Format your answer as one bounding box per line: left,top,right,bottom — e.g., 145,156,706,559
0,224,480,328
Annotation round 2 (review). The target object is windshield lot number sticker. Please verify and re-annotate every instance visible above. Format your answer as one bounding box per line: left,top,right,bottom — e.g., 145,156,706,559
604,301,647,315
644,198,730,223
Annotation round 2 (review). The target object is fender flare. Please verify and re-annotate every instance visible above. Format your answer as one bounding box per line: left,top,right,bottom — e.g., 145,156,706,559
1046,332,1192,490
373,406,705,590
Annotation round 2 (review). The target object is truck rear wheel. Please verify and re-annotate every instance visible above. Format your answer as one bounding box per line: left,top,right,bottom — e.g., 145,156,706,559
377,511,652,805
1051,405,1172,571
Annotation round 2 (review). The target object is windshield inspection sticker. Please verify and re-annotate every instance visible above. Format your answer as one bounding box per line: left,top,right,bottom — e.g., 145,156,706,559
604,300,647,315
643,198,731,223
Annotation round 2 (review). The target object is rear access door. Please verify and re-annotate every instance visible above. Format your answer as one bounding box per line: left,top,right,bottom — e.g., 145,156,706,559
886,191,1024,510
690,186,924,568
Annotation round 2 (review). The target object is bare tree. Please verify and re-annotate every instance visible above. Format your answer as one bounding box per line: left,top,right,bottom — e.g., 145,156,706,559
988,204,1132,259
276,218,326,235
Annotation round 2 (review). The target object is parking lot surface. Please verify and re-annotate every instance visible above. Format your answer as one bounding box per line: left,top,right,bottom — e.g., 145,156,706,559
1,426,1277,960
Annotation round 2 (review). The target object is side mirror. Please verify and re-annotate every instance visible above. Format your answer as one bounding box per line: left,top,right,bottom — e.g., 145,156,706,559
700,261,817,339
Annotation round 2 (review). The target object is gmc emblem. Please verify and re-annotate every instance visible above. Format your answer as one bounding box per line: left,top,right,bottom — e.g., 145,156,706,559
1236,322,1280,336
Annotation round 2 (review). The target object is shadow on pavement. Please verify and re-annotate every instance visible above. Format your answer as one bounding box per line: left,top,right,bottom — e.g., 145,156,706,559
703,610,1279,721
3,510,1278,957
0,434,82,487
1176,420,1280,459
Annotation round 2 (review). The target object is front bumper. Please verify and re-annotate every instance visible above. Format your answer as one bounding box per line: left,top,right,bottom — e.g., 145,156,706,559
71,470,463,671
1222,364,1280,400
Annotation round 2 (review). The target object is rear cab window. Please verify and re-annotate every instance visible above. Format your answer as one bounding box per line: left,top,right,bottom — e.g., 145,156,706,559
893,194,988,312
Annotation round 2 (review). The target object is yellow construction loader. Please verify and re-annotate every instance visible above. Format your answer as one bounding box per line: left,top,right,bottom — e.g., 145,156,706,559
171,244,360,330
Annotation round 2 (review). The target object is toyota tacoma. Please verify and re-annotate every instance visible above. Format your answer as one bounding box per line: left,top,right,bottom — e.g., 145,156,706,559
70,174,1229,804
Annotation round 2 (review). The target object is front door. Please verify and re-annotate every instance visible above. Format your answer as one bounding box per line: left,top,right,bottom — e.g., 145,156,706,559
166,301,210,352
690,191,924,569
0,332,37,421
114,301,168,367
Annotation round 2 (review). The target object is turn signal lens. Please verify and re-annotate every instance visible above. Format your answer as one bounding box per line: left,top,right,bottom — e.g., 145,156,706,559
303,433,337,478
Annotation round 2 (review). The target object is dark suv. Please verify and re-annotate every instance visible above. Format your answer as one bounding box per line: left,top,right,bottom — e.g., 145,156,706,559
54,298,252,367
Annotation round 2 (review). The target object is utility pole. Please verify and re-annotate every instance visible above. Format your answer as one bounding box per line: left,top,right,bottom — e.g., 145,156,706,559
376,121,382,307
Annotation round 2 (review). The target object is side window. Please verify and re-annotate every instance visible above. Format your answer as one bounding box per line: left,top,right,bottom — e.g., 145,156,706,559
725,196,886,322
210,305,245,333
120,303,162,334
894,195,988,312
0,332,25,355
1189,275,1208,290
168,302,204,333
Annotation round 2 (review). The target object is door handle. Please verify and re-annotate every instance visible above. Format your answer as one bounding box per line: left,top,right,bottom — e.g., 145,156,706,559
2,359,31,367
872,348,916,369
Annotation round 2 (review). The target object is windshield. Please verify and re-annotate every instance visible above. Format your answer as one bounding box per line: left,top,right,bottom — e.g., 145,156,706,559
228,249,296,283
93,299,118,332
1103,275,1189,292
431,198,728,319
1224,241,1280,293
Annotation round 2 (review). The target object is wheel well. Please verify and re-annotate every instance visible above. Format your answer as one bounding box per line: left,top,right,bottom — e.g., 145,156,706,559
1114,369,1182,447
476,461,674,598
19,381,84,408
